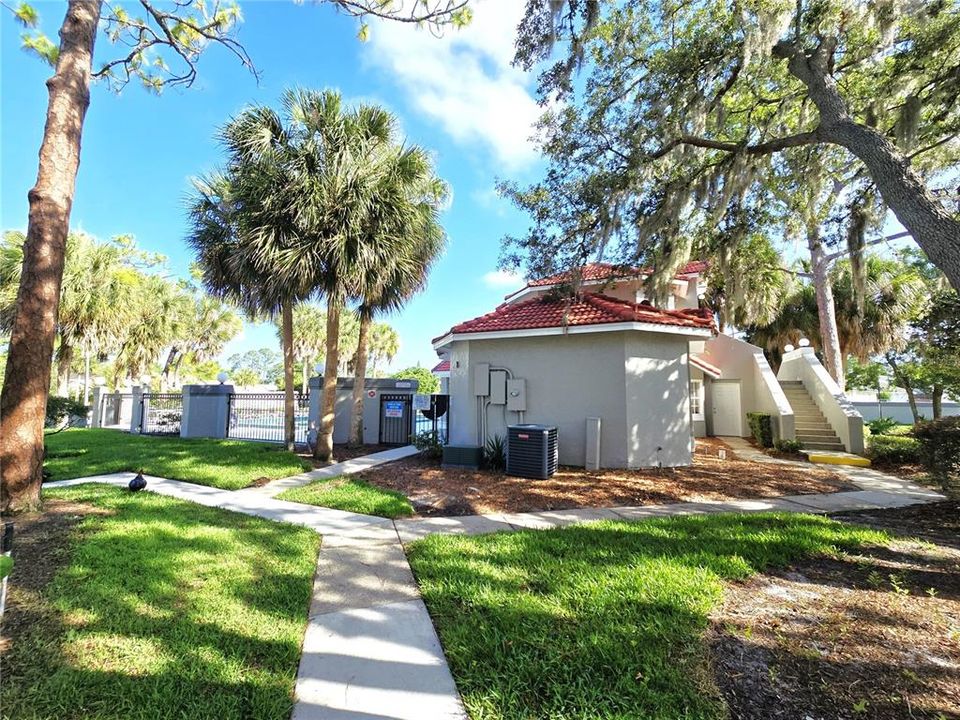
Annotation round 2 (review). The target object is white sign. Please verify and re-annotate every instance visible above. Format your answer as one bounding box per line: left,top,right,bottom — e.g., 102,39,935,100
395,381,412,389
413,394,431,411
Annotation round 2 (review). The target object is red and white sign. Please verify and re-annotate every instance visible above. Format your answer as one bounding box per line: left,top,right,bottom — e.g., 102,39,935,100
367,390,376,398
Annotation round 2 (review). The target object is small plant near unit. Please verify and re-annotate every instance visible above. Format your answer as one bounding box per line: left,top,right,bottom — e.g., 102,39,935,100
866,417,899,436
867,434,922,466
774,439,804,454
483,434,506,471
412,430,444,459
746,412,773,448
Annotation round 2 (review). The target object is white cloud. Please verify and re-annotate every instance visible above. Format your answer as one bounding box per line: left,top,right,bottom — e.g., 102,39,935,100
367,0,542,170
481,268,524,288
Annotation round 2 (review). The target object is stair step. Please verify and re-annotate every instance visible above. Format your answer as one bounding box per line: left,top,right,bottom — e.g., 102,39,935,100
803,442,847,451
796,429,839,438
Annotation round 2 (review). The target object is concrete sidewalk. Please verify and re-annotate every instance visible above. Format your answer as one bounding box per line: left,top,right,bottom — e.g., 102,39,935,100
240,444,420,498
43,443,946,720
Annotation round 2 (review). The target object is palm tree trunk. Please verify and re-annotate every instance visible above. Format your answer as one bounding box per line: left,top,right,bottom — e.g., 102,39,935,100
315,297,341,461
349,312,372,447
0,0,101,514
82,345,91,405
281,299,296,451
808,229,845,388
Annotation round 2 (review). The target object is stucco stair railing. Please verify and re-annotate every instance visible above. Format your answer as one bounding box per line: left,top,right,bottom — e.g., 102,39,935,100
778,381,845,451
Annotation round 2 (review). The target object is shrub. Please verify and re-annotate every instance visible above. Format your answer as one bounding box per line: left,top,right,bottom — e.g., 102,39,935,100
391,366,439,395
914,416,960,489
483,434,506,471
412,429,443,459
45,396,88,428
774,439,803,454
746,412,773,448
867,417,899,436
867,434,922,465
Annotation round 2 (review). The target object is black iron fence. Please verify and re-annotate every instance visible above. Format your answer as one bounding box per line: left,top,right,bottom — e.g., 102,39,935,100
140,393,183,435
414,394,449,445
226,392,309,445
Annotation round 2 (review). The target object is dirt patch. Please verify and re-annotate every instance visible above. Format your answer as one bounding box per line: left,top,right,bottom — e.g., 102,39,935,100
357,439,853,516
300,443,396,468
710,501,960,720
0,499,106,654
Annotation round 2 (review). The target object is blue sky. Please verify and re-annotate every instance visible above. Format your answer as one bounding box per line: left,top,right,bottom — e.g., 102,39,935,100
1,0,542,372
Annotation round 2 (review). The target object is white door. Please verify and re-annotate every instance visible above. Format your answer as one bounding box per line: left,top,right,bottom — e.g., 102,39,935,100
711,381,742,436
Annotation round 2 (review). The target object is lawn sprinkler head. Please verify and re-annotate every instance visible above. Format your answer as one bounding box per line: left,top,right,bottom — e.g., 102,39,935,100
129,473,147,492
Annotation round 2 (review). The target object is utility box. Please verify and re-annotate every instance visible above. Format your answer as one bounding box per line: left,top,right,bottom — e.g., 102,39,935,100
474,362,490,396
442,445,483,469
585,417,601,471
506,379,526,412
489,370,507,405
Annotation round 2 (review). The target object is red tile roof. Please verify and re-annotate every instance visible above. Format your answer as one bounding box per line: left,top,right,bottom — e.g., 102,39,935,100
519,260,708,292
432,359,450,373
434,293,714,343
690,354,722,378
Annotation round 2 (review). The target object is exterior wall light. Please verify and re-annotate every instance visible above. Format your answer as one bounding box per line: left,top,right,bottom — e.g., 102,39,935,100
798,338,810,347
784,344,795,353
217,371,229,384
315,362,325,374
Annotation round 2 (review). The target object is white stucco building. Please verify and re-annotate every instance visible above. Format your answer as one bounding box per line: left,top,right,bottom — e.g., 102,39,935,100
433,261,864,469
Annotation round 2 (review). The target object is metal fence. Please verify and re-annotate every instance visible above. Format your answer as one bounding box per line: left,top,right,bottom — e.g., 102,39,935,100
226,393,309,445
140,393,183,435
414,394,449,445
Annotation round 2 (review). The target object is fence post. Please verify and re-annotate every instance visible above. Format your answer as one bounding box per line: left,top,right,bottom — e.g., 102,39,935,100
90,386,104,428
181,384,232,439
130,385,143,433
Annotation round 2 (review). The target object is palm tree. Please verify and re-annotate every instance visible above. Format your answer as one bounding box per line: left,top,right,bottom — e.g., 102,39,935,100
162,294,242,389
283,303,326,395
187,89,413,451
347,166,447,446
367,322,399,376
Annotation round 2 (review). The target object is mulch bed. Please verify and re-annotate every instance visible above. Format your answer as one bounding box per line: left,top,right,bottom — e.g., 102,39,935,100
358,438,853,516
0,499,107,655
710,501,960,720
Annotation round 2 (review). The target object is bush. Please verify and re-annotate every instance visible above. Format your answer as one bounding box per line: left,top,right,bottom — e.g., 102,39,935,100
483,434,506,471
391,366,440,395
914,416,960,489
866,417,899,436
774,439,803,454
746,412,773,448
412,429,443,459
867,434,922,465
45,396,88,428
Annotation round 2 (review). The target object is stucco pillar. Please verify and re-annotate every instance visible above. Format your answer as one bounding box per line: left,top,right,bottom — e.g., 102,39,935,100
180,384,233,439
90,386,104,428
130,385,143,433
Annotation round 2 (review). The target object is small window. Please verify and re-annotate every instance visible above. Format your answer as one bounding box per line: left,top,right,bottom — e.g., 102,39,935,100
690,379,704,419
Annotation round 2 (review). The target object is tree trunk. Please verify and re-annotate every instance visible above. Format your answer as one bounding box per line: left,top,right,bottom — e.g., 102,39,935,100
780,38,960,290
0,0,101,515
55,339,73,395
301,359,309,396
82,345,91,405
281,299,296,451
315,297,341,461
161,346,179,390
932,384,943,420
349,312,372,447
808,230,845,389
886,354,921,424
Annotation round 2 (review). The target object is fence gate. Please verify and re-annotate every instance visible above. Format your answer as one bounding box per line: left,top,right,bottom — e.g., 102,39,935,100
140,393,183,435
414,394,449,445
379,393,413,445
226,392,309,445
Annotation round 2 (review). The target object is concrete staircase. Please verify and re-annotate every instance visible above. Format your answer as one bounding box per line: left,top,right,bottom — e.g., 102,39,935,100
779,381,846,452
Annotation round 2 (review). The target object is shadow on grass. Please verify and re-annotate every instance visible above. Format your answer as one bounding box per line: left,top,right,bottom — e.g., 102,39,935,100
406,512,890,720
3,484,320,720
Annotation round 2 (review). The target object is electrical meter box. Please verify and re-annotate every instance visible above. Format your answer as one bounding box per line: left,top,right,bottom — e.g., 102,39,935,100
473,363,490,396
489,370,507,404
506,378,526,412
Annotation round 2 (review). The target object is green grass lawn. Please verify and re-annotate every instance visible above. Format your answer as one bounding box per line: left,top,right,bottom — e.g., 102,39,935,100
407,512,887,720
4,484,320,720
277,476,414,518
44,428,310,490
